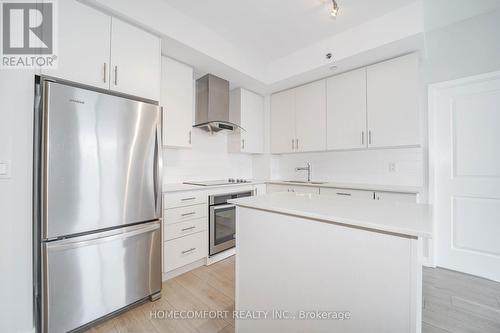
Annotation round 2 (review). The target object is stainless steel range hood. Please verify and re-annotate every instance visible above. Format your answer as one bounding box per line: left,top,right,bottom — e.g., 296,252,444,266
194,74,243,133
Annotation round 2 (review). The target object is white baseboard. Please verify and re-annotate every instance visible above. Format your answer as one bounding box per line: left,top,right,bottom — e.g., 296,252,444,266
206,248,235,265
162,258,206,281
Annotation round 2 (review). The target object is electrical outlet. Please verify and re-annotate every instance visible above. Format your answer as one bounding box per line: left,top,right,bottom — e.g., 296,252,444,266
388,162,397,173
0,160,11,179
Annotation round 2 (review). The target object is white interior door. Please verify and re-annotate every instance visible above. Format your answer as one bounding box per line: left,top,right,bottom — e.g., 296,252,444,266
430,71,500,282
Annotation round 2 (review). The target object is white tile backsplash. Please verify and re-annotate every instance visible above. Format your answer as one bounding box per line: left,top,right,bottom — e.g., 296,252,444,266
272,148,423,186
162,129,253,183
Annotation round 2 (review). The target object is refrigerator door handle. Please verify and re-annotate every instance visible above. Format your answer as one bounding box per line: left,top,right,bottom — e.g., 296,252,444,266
46,222,160,251
153,120,162,218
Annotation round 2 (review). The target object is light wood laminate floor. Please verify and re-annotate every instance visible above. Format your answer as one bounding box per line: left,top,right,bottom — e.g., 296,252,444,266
85,256,500,333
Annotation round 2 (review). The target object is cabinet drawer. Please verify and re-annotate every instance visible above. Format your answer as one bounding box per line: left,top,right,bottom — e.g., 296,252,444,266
164,231,207,272
267,184,320,194
164,204,207,224
164,218,207,241
164,191,207,209
321,187,374,200
374,191,417,203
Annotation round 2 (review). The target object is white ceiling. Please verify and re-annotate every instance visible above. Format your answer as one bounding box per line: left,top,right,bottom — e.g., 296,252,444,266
161,0,416,62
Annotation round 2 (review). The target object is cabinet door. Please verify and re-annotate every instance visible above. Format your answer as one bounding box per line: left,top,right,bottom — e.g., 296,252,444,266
374,192,417,203
240,89,264,153
271,90,295,153
367,54,420,148
161,57,193,148
295,80,327,152
110,18,161,101
327,69,367,150
42,0,110,89
321,188,374,200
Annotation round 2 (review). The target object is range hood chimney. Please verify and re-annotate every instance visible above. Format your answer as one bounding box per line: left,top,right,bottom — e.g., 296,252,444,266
194,74,243,133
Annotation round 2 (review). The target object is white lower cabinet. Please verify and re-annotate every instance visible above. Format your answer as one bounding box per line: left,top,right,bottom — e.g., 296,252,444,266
164,204,207,224
163,231,207,272
320,187,374,200
164,218,207,241
267,184,320,194
163,191,208,275
374,191,417,203
253,184,267,195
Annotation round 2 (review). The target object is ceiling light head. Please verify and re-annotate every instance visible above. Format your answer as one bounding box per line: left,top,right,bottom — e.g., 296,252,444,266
330,0,339,18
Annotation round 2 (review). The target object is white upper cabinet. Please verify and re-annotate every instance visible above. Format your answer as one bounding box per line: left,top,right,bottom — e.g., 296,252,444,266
294,80,327,152
41,0,111,89
271,89,295,154
327,68,367,150
367,54,420,148
161,57,193,148
228,88,264,154
110,18,161,101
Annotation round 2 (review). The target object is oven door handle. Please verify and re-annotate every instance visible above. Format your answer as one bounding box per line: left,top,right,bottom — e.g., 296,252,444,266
211,204,236,211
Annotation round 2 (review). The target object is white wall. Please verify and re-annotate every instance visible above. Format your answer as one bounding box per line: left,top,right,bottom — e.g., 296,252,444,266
0,72,35,333
162,129,253,183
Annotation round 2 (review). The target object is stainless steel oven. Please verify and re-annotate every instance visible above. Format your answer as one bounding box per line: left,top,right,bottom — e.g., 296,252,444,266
209,190,253,256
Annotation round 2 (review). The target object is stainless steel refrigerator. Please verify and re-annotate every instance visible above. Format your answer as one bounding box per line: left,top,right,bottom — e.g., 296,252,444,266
33,77,162,333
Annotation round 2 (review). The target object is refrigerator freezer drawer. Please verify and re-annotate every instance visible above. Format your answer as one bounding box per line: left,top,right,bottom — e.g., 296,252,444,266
42,221,161,333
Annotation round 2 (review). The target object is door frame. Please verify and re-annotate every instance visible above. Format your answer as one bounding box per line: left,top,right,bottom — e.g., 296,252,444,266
428,70,500,270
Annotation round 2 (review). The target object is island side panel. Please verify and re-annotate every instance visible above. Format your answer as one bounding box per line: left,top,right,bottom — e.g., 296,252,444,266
235,207,421,333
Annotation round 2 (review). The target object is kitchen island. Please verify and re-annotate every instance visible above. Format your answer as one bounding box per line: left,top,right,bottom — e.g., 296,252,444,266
230,192,432,333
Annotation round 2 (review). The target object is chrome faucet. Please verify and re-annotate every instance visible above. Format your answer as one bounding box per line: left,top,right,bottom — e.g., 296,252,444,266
295,163,312,182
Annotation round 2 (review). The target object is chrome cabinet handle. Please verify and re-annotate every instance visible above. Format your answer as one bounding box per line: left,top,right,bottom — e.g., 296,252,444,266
181,211,196,217
296,138,299,151
181,247,196,254
336,192,351,196
188,131,192,144
291,139,294,151
362,131,365,145
103,63,107,83
181,226,196,232
181,197,196,201
114,66,118,85
242,139,245,150
368,130,372,145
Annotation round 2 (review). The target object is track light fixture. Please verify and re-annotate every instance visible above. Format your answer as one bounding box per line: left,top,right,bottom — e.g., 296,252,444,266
330,0,339,18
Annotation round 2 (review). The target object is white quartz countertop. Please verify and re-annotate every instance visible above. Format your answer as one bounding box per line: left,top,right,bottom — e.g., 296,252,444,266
163,180,266,193
163,180,421,194
268,181,421,194
229,192,432,238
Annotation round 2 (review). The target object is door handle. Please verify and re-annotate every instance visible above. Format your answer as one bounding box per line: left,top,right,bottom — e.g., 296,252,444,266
368,130,372,145
242,139,245,150
292,139,294,151
103,63,107,83
296,138,299,151
46,222,160,251
153,123,162,217
114,66,118,85
362,131,365,145
188,130,192,145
